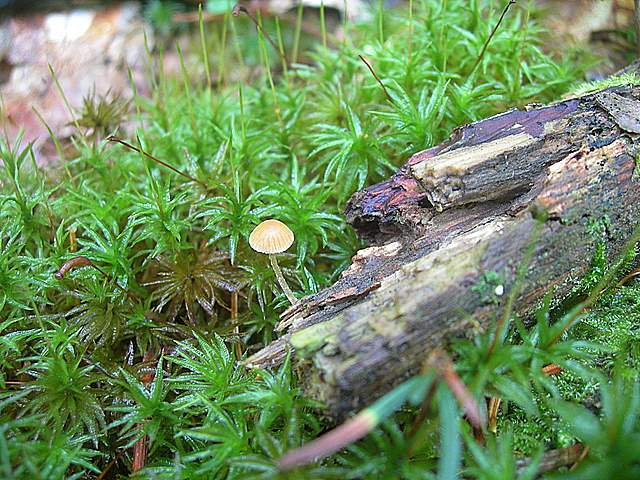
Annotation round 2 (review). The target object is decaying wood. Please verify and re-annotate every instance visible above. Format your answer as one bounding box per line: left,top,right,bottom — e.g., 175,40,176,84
516,444,586,475
247,82,640,418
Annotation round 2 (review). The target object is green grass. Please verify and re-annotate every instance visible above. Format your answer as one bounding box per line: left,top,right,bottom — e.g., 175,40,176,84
2,0,638,478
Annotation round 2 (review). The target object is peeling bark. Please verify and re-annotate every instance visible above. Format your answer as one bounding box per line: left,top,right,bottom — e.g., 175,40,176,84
247,83,640,418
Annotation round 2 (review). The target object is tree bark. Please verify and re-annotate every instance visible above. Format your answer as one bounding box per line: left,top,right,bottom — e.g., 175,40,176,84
246,82,640,418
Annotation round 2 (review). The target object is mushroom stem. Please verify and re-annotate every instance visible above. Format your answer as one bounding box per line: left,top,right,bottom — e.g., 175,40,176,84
269,254,296,305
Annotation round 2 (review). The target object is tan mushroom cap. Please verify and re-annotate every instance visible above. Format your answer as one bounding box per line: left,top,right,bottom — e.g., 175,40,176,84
249,219,294,254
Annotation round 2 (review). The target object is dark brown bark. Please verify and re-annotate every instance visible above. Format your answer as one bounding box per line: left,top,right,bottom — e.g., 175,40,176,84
516,444,586,475
247,82,640,418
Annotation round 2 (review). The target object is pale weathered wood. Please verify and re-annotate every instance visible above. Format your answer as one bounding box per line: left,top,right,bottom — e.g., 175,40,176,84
247,82,640,418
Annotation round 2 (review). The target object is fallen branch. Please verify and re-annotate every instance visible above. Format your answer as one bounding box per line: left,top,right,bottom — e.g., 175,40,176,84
247,78,640,418
516,444,586,475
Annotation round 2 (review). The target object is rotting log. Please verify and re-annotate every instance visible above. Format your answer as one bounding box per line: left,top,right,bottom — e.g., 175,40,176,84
516,444,586,475
246,82,640,418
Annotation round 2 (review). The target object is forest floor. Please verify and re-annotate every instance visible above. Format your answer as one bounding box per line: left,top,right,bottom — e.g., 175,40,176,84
1,1,640,479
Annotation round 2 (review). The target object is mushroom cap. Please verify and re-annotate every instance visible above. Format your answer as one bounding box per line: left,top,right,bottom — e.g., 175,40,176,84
249,219,294,254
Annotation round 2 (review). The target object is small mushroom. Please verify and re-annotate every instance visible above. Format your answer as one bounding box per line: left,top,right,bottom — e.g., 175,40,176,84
249,219,297,304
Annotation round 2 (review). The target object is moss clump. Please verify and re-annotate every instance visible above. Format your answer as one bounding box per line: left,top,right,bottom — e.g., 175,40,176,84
569,71,640,97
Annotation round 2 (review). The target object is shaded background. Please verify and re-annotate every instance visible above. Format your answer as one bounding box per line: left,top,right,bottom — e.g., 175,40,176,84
0,0,638,163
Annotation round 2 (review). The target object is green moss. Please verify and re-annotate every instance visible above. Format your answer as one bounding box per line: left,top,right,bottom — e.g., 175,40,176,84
471,270,506,305
569,71,640,97
501,283,640,455
290,315,342,354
